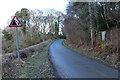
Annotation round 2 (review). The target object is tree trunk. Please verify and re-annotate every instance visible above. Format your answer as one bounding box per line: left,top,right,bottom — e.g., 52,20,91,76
116,25,119,53
103,3,109,30
89,2,94,47
110,29,113,42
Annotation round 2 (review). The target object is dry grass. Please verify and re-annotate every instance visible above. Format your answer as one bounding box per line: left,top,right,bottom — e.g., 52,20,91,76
63,40,120,69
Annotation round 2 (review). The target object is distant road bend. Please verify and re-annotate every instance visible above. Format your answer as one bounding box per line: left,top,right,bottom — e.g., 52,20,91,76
49,39,119,78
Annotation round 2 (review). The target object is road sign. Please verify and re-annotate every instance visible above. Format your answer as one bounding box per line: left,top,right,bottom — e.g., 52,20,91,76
9,16,22,27
9,16,22,63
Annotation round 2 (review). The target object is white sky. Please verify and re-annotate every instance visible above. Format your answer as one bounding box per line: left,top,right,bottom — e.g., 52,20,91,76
0,0,68,30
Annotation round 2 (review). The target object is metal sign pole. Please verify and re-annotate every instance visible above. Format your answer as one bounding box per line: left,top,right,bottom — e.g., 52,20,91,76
16,27,20,62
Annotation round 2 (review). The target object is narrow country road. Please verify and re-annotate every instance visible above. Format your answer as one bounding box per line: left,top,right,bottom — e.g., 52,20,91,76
49,39,118,78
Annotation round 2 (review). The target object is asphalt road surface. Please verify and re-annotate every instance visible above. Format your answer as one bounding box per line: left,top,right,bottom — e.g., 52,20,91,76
49,39,119,78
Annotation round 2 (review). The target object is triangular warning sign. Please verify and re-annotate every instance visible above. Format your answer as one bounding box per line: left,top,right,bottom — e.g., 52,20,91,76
9,16,22,27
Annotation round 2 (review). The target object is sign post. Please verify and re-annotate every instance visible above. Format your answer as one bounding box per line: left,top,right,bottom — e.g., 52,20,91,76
9,16,22,62
15,27,20,62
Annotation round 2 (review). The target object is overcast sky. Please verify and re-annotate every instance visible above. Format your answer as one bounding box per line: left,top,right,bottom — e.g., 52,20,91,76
0,0,68,30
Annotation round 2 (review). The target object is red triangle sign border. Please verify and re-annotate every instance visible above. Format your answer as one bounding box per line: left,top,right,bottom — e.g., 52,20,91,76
9,16,22,27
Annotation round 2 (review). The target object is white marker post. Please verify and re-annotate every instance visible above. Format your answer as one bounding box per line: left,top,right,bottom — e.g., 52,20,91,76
9,16,22,62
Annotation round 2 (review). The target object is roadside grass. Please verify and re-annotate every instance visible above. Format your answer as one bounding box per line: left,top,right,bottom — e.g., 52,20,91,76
15,39,56,78
63,40,120,69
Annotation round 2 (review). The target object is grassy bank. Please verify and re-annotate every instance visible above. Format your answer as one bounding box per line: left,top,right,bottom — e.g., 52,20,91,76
63,40,120,69
2,39,57,79
16,40,56,78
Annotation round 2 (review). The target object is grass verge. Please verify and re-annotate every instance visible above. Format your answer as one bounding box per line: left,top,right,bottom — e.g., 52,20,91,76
13,39,56,78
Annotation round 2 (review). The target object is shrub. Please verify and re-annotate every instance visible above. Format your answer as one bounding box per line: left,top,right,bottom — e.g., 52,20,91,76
2,30,13,41
105,42,113,51
98,43,106,49
98,42,114,52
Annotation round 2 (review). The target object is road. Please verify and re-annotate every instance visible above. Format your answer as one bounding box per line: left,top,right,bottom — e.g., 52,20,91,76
49,39,119,78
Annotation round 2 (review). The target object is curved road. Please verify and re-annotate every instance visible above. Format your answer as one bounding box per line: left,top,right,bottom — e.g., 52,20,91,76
49,39,118,78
